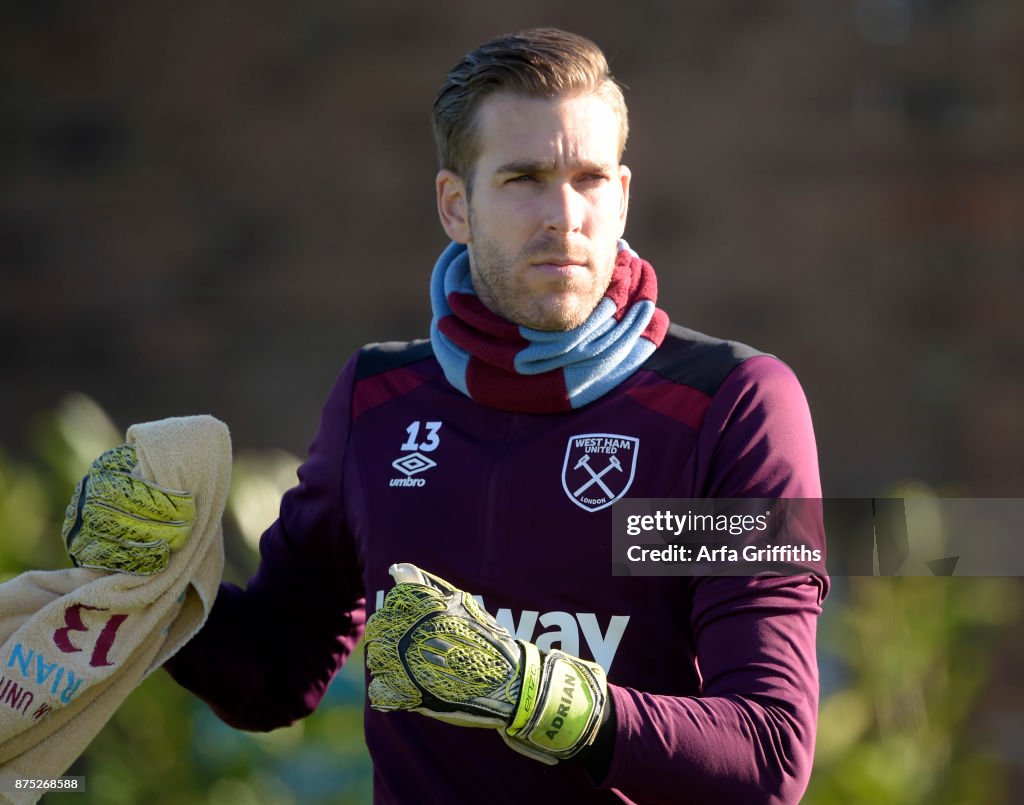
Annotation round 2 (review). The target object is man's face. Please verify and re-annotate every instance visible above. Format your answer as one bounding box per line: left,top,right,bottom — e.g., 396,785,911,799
436,92,631,331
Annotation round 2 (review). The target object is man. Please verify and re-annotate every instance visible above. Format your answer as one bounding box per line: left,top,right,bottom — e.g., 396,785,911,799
66,28,827,803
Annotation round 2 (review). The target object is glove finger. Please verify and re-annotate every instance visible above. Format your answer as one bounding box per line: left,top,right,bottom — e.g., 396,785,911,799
78,501,194,552
388,562,461,597
378,578,448,618
365,613,422,711
367,675,421,712
388,562,429,585
70,534,170,575
413,706,506,729
385,563,508,640
62,476,88,550
92,443,139,474
88,471,195,534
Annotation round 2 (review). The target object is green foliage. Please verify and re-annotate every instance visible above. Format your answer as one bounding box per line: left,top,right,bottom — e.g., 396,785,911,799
806,576,1022,804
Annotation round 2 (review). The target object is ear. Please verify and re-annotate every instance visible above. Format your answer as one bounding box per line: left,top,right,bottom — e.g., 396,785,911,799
436,169,471,244
616,164,632,238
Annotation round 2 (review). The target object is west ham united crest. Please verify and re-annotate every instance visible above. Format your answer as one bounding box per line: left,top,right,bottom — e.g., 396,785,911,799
562,433,639,512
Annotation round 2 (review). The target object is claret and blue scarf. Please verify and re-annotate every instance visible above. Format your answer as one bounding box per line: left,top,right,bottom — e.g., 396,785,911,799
430,240,669,414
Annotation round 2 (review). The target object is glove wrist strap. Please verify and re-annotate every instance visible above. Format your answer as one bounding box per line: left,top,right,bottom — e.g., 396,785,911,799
507,641,542,736
506,642,607,761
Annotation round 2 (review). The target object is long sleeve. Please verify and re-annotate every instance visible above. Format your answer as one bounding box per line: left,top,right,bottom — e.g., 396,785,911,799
597,356,829,804
164,356,366,731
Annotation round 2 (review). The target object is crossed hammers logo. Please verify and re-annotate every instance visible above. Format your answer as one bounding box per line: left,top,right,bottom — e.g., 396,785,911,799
572,453,623,498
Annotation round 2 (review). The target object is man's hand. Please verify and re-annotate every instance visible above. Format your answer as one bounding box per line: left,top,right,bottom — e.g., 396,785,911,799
364,563,607,764
62,444,196,575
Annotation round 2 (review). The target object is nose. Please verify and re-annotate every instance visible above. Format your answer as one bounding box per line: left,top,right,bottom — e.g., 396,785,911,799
543,182,584,234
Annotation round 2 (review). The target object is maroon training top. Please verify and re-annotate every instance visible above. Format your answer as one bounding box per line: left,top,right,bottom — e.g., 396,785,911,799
166,323,829,804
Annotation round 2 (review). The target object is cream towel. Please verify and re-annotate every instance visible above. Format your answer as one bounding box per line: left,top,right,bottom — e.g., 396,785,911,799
0,416,230,803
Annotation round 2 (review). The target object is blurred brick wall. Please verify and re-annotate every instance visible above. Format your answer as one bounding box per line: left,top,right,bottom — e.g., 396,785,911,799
2,0,1022,495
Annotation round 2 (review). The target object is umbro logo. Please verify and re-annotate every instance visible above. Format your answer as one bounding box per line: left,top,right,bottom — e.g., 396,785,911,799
392,453,436,476
389,421,442,488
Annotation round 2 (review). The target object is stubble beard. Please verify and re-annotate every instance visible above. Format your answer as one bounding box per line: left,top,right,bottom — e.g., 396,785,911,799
467,233,615,332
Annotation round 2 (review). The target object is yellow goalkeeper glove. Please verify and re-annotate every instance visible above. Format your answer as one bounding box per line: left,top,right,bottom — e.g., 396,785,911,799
364,563,608,765
62,444,195,575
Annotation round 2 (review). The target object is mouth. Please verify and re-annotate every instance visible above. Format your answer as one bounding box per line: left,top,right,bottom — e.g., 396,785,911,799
524,239,590,278
530,255,588,270
530,261,586,279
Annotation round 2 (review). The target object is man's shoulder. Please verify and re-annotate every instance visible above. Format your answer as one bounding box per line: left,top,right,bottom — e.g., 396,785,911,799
641,323,772,396
354,339,435,381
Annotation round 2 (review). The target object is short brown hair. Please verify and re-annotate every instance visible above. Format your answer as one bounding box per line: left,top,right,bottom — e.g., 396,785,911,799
432,28,629,183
